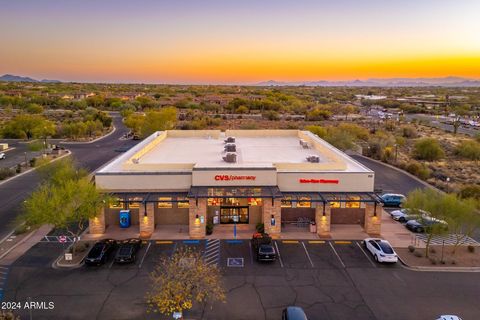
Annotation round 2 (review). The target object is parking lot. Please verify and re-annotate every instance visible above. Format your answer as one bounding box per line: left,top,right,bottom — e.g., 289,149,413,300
6,238,480,320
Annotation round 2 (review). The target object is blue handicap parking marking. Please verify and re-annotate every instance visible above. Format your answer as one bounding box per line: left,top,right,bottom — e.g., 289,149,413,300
183,240,200,245
227,257,244,267
226,240,243,244
0,290,3,302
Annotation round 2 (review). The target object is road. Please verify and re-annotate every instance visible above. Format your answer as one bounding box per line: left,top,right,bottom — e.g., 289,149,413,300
350,155,427,195
2,240,478,319
0,140,43,169
405,114,479,137
0,115,138,240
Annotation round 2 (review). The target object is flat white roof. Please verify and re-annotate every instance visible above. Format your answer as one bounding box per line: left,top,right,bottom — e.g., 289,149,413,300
97,130,372,173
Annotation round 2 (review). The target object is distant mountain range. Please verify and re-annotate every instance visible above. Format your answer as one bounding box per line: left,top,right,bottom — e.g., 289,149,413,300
256,77,480,87
0,74,60,83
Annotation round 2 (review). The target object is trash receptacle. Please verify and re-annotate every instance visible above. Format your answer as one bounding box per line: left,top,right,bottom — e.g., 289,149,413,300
309,222,317,233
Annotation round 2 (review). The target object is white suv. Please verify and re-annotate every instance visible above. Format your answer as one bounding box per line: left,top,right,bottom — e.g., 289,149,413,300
0,152,5,160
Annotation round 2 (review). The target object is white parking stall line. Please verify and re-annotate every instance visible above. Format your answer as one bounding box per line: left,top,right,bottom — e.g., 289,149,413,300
301,242,314,268
328,241,346,269
356,242,377,268
274,241,284,268
138,241,152,269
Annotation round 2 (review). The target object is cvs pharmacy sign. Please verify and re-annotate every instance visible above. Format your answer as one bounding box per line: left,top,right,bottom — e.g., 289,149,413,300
215,175,256,181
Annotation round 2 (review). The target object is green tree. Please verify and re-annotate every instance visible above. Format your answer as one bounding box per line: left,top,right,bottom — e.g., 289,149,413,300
25,103,44,114
22,159,107,252
306,125,327,138
1,114,55,139
140,107,177,137
147,247,226,318
413,138,445,161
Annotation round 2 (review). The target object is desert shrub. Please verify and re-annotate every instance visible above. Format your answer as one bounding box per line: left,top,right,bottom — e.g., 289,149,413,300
71,242,88,253
405,161,431,180
306,125,327,138
15,164,22,173
459,185,480,200
429,257,437,265
14,224,30,235
262,110,280,121
402,125,418,138
206,223,213,235
455,140,480,161
413,251,422,257
413,138,444,161
0,168,15,180
468,245,475,253
29,158,37,167
429,247,436,254
451,258,457,265
408,245,415,253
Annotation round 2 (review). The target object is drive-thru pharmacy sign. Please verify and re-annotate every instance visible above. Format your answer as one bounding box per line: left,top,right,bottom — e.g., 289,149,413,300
215,175,256,181
299,178,339,184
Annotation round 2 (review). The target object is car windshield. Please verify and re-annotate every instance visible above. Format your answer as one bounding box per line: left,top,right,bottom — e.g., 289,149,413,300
118,246,132,255
88,246,103,257
378,242,394,254
259,245,274,253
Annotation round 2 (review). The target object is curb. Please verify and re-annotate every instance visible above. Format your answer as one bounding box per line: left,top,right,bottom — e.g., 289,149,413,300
53,252,85,269
350,153,443,193
0,150,72,187
60,125,116,145
396,254,480,272
0,230,36,261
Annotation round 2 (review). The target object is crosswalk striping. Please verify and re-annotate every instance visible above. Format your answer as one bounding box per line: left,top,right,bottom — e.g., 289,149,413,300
415,234,479,246
0,266,9,302
204,239,221,266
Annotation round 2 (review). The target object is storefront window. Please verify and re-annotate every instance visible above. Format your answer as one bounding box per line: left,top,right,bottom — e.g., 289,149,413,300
224,197,241,206
109,197,123,209
329,196,341,208
281,196,292,208
128,196,143,208
346,196,361,208
297,196,311,208
177,196,190,208
158,197,172,208
208,198,223,206
248,198,262,206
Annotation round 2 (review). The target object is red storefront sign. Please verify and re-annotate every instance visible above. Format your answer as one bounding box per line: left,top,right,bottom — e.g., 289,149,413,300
215,175,256,181
299,178,339,184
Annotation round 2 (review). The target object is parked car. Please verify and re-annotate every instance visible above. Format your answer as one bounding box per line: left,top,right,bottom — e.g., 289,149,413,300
436,316,462,320
85,239,116,266
390,208,429,223
282,306,308,320
363,238,398,263
114,238,142,264
0,152,5,160
381,193,406,207
405,217,448,233
251,233,276,262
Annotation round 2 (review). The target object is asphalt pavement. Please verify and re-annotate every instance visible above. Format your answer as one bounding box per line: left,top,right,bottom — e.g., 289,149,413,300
0,115,138,240
3,240,479,320
405,114,480,137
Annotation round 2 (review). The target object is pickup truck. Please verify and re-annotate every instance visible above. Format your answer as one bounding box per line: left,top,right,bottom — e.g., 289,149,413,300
251,233,276,262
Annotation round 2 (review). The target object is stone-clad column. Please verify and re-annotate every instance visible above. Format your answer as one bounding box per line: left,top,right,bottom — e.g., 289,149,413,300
140,202,155,238
364,202,382,235
315,203,331,237
263,199,281,235
189,198,206,239
89,207,106,234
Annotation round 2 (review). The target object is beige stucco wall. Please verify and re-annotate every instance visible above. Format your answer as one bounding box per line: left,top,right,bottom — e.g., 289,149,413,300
95,174,192,190
277,172,374,192
192,169,276,186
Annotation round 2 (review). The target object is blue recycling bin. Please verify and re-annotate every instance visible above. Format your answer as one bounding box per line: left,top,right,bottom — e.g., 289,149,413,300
119,210,131,228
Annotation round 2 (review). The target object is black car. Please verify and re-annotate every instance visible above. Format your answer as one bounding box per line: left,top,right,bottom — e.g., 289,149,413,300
282,306,308,320
406,217,448,233
85,239,116,266
114,238,142,264
252,233,276,262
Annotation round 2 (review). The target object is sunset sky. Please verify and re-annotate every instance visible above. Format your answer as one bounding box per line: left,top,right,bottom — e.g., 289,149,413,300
1,0,479,84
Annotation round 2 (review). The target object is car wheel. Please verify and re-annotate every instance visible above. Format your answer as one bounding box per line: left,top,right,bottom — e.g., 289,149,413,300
415,227,423,233
399,217,405,223
374,254,378,262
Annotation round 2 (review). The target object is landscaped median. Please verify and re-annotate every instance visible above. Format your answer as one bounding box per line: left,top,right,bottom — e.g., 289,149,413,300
395,244,480,271
55,241,95,268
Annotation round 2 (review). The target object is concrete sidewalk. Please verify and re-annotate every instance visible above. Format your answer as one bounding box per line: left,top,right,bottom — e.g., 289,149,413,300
0,225,53,265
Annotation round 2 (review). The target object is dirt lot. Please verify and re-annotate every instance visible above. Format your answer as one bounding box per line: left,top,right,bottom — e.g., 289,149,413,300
397,245,480,268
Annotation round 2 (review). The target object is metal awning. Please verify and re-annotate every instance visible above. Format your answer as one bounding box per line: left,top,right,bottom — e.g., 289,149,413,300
188,186,283,199
109,192,190,203
282,192,383,204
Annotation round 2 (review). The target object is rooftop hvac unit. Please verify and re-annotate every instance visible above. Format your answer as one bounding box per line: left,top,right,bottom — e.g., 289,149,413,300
306,155,320,163
223,152,237,163
299,139,310,149
224,143,236,152
224,136,235,143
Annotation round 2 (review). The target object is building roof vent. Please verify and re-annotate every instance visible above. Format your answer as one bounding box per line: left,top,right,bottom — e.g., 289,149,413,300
224,143,236,152
223,152,237,163
306,155,320,163
224,136,235,143
299,139,310,149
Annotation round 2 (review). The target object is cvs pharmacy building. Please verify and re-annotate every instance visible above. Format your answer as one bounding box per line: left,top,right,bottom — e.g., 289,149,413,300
90,130,382,239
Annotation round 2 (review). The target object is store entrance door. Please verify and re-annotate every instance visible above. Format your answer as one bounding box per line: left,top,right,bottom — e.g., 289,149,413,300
220,206,249,224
